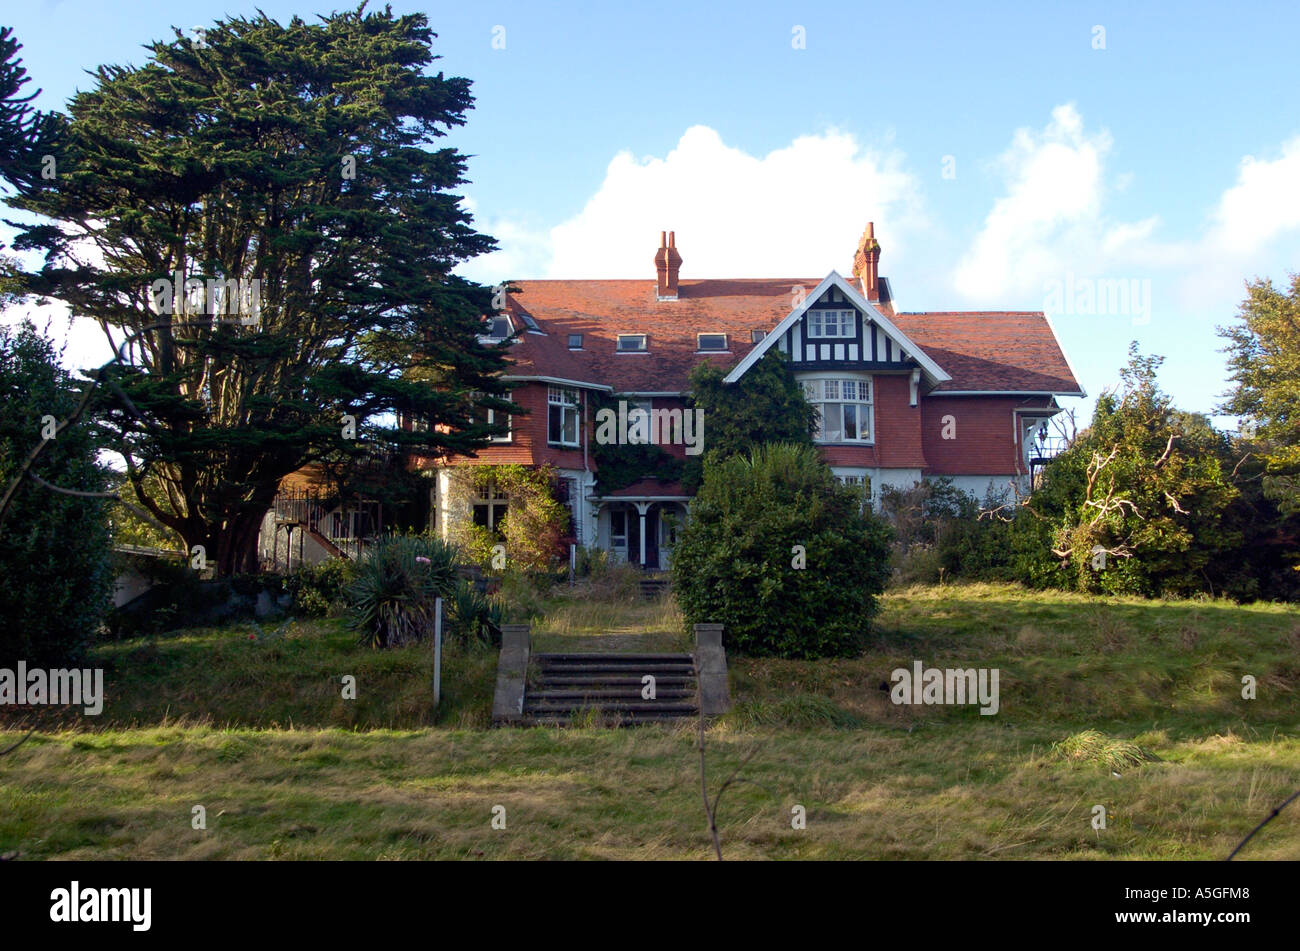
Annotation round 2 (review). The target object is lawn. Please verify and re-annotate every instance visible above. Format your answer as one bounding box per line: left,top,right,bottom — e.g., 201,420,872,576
2,582,1298,860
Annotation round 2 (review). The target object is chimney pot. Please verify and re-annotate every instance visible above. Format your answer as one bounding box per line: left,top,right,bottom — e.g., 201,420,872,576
852,221,882,303
655,230,683,299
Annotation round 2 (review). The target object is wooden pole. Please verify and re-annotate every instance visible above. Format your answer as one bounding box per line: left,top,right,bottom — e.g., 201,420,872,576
433,596,442,706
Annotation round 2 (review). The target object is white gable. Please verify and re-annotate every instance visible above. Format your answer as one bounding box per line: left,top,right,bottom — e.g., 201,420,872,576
723,271,950,385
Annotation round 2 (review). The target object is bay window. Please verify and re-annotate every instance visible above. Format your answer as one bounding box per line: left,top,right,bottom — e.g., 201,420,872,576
803,376,873,443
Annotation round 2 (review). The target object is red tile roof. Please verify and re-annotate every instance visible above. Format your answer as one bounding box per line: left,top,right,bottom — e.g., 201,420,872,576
597,479,689,499
893,312,1082,394
502,280,1080,395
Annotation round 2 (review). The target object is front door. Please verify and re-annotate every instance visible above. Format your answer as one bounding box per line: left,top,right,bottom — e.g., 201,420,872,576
643,507,659,570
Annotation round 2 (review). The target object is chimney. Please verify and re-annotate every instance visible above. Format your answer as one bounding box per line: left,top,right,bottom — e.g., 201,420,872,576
655,230,682,300
851,221,882,302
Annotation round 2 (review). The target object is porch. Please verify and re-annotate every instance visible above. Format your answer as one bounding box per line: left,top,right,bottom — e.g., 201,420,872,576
592,482,689,571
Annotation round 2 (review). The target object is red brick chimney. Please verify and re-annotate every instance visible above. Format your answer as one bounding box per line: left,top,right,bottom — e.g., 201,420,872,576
655,230,682,300
851,222,881,302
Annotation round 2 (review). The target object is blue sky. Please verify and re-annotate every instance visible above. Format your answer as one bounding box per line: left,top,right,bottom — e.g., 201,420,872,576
5,0,1300,426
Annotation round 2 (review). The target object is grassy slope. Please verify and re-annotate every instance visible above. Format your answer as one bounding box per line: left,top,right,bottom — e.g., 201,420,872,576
2,582,1298,860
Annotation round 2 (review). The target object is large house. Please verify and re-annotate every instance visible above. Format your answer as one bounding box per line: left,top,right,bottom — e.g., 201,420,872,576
412,225,1084,570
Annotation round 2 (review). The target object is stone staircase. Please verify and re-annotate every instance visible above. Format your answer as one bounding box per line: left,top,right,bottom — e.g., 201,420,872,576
523,652,698,725
492,623,730,727
638,575,670,600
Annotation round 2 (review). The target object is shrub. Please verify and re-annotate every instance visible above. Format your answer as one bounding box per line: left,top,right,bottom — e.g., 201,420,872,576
445,577,503,646
0,322,114,665
671,443,892,658
286,558,352,617
346,534,459,648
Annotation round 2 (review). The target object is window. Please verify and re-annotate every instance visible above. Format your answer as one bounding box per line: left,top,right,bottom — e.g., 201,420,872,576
610,509,628,554
485,315,512,339
568,334,583,349
471,393,511,443
802,377,873,442
473,480,509,534
548,385,581,447
617,334,648,352
477,406,511,442
697,333,728,351
807,309,855,338
751,329,767,343
519,313,540,332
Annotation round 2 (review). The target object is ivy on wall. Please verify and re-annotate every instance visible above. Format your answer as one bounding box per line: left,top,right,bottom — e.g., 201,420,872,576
589,392,685,492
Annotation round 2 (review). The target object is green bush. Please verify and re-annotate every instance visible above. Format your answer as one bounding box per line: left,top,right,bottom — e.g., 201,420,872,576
286,558,352,617
0,323,115,665
346,534,459,648
670,443,892,658
879,478,1019,585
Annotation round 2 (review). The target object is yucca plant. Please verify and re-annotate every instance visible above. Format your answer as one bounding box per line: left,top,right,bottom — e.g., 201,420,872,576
346,534,459,648
446,577,504,646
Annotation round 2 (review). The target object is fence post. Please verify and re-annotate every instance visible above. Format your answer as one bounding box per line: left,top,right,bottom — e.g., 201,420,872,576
693,623,731,716
569,543,576,586
432,596,442,706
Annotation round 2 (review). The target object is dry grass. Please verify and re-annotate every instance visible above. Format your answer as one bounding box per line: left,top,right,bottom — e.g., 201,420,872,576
2,581,1299,860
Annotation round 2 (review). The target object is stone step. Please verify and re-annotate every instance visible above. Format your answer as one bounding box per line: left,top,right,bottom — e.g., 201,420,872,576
535,652,693,663
523,700,699,715
538,659,696,675
524,713,692,727
527,687,697,701
538,674,696,687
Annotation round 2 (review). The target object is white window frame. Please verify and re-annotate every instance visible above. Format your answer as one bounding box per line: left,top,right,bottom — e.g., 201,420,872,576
474,479,509,533
617,334,648,352
548,385,581,447
470,391,512,444
696,332,728,352
802,374,874,444
807,309,855,339
484,406,511,443
568,333,583,350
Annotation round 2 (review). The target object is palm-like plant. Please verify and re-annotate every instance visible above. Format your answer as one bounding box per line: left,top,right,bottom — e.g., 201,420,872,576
347,535,458,648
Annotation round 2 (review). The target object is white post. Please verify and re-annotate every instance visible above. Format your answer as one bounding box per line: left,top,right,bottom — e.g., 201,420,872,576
433,596,442,706
569,543,576,586
637,503,648,567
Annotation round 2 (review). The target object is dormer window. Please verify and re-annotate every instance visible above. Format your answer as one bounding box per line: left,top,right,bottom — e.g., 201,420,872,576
568,334,583,350
617,334,648,352
697,333,728,352
485,315,512,339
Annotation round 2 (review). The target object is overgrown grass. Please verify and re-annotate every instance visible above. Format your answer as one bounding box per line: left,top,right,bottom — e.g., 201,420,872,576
1,581,1297,860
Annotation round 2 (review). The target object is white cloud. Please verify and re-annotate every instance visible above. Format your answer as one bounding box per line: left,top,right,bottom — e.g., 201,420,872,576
1208,136,1300,257
465,125,922,282
952,104,1164,303
953,106,1300,315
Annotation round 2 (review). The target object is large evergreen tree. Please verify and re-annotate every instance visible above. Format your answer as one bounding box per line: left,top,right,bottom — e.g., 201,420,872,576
0,322,114,665
1219,274,1300,513
7,8,514,574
